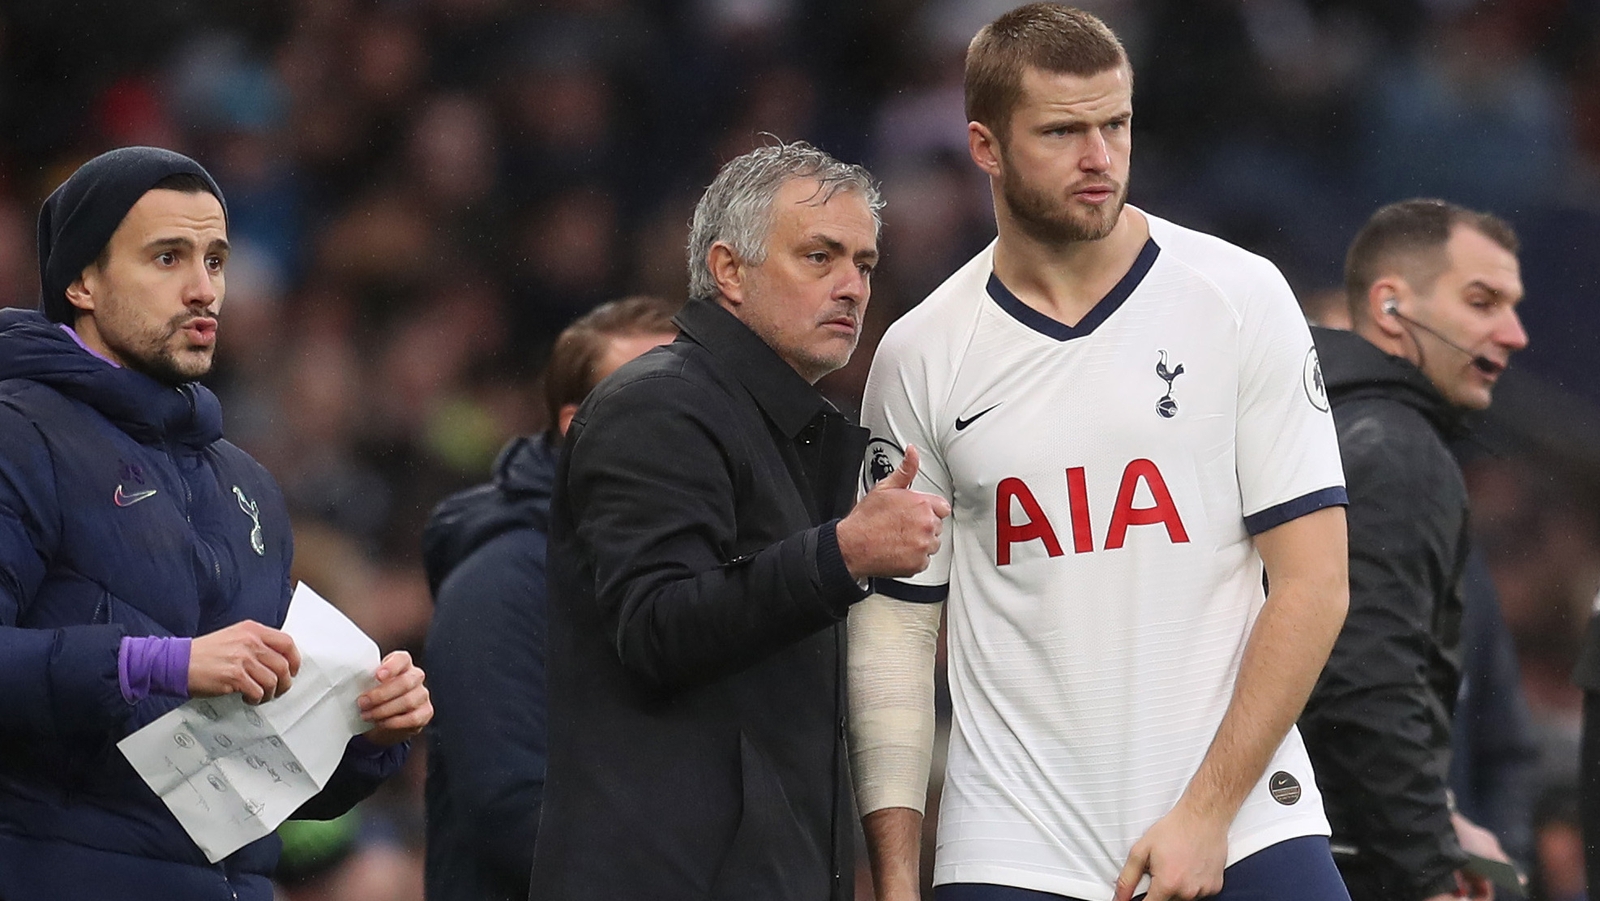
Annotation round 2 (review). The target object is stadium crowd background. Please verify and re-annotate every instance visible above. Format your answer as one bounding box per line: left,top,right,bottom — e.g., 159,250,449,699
5,0,1600,898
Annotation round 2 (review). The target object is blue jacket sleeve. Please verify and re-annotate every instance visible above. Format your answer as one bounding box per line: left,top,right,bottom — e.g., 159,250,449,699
426,528,549,882
291,736,410,820
0,402,128,738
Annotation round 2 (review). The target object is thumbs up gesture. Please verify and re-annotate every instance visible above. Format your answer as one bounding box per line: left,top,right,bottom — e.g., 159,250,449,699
836,445,952,580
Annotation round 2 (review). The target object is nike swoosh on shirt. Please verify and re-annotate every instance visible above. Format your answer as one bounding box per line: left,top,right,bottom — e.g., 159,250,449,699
955,403,1002,431
114,486,158,507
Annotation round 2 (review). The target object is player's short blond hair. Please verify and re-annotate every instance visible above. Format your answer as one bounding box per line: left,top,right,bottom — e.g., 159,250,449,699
965,4,1129,145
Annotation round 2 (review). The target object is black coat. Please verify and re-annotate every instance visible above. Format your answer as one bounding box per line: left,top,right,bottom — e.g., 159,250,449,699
529,299,869,901
1299,326,1470,901
422,434,558,901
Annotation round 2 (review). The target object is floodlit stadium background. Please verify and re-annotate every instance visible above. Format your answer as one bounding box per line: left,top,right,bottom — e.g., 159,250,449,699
4,1,1600,898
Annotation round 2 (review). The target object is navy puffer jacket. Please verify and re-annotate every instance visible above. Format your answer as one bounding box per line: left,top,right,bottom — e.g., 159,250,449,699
0,308,404,901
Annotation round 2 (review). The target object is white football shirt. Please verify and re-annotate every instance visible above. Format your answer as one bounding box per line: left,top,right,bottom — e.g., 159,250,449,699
859,210,1346,900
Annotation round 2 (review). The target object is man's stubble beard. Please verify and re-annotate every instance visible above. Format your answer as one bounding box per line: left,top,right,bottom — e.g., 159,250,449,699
139,341,214,387
100,295,215,387
779,316,860,384
999,152,1128,246
741,276,861,384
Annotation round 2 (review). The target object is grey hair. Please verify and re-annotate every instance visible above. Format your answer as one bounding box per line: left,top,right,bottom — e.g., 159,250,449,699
686,139,884,301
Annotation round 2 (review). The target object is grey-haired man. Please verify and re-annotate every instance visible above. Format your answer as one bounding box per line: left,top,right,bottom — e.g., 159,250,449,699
528,141,949,901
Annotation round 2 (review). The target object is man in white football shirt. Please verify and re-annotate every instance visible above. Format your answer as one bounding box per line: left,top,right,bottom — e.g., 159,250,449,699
848,5,1352,901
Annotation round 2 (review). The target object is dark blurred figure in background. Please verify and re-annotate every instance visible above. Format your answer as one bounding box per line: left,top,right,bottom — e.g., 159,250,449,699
1532,783,1587,901
1450,548,1540,871
419,296,678,901
1303,199,1529,901
1576,602,1600,899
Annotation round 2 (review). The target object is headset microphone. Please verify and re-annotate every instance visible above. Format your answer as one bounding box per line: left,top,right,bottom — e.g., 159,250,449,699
1383,296,1501,375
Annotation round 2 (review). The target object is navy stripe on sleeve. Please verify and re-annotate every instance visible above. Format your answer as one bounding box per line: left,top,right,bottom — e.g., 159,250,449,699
1243,486,1349,535
874,579,949,604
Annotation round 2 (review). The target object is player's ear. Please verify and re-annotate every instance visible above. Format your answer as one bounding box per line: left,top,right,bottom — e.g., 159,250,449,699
65,265,99,315
969,122,1002,178
1367,278,1405,338
708,242,746,307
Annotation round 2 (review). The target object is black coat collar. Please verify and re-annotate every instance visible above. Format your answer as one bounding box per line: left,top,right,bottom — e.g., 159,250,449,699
673,298,834,438
1312,325,1468,440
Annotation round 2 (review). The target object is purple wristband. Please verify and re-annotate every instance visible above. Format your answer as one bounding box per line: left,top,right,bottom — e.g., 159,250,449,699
118,636,193,705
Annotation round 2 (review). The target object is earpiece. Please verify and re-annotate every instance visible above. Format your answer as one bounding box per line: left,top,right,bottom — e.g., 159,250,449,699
1382,296,1398,316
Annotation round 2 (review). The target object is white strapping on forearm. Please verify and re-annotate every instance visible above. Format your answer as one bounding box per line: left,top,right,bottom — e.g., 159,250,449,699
847,593,942,815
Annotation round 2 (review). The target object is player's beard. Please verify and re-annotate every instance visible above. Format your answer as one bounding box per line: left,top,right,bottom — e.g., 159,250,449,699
1000,160,1127,246
98,297,217,386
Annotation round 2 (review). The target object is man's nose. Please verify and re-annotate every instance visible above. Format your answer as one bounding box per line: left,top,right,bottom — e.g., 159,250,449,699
186,260,219,309
835,264,869,302
1498,309,1529,352
1081,128,1111,172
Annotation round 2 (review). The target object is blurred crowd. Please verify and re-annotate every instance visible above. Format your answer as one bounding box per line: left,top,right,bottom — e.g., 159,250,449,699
5,0,1600,898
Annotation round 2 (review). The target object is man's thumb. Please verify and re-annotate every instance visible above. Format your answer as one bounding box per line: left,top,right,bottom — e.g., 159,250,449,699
876,444,920,491
1112,844,1150,901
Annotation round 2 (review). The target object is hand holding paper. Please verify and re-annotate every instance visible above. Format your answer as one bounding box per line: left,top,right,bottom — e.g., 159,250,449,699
188,620,302,704
360,649,433,746
118,583,419,863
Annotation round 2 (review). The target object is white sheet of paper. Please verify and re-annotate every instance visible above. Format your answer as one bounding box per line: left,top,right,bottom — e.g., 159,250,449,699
118,583,381,863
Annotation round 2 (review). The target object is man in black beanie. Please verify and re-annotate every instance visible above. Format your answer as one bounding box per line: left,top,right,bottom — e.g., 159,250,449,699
0,146,434,900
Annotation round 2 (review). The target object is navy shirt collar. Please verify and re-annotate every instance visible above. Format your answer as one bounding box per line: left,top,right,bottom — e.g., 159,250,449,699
987,238,1160,341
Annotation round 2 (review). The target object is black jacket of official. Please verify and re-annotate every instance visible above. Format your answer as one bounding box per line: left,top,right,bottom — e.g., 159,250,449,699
529,298,870,901
1300,326,1471,901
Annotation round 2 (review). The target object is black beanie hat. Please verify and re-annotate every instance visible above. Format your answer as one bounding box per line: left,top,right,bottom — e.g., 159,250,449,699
36,146,227,324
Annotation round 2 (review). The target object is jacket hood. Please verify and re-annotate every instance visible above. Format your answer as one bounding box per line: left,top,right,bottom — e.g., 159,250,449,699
421,433,559,597
0,307,223,448
1311,325,1465,438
